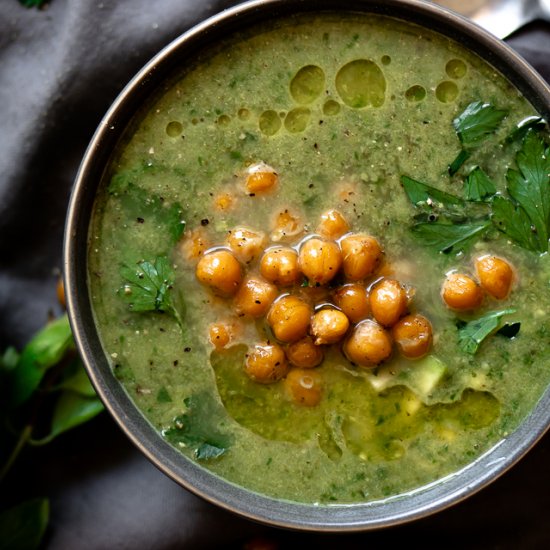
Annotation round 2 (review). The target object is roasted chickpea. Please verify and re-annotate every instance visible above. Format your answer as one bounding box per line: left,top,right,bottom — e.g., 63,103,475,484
234,277,278,318
392,314,433,359
245,162,278,193
316,209,349,239
441,272,483,310
226,227,267,264
298,238,342,285
310,308,350,345
340,233,382,280
260,247,300,286
343,319,393,367
286,337,324,368
271,208,303,242
333,283,369,323
369,278,408,327
267,295,312,343
475,255,514,299
179,227,210,260
244,343,288,383
196,249,242,296
209,322,232,349
284,368,323,406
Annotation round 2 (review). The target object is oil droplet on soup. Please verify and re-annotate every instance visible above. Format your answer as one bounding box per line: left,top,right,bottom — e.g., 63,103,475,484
290,65,326,104
284,107,311,133
259,110,281,136
335,59,386,108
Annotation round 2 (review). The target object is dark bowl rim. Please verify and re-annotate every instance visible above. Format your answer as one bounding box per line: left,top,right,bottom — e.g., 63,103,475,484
63,0,550,532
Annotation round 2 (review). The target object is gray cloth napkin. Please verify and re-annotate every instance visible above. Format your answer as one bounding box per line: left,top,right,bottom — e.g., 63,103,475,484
1,1,550,548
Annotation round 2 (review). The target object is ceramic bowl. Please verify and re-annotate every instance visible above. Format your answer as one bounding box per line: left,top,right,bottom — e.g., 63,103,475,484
64,0,550,531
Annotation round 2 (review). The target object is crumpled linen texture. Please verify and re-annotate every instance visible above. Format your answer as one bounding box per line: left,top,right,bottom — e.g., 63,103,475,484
1,1,549,548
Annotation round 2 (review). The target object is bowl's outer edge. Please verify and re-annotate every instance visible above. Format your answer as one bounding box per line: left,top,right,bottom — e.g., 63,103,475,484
64,0,550,532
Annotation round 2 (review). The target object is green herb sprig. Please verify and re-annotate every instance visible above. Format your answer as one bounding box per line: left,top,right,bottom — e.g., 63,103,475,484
0,314,104,549
453,101,509,146
403,123,550,255
119,256,185,328
464,167,497,202
163,393,232,461
410,220,491,253
457,309,517,354
448,101,508,175
492,130,550,253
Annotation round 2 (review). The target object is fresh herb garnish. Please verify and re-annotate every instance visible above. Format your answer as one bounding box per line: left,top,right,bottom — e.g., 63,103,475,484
464,167,496,202
109,179,186,244
119,256,179,314
401,175,491,252
401,176,463,208
491,130,550,253
491,195,540,252
506,116,547,143
453,101,508,146
457,309,516,354
448,101,508,177
448,149,470,176
163,393,231,461
411,220,491,253
404,107,549,255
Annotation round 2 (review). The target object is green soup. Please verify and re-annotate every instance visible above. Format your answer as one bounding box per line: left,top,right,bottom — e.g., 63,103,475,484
88,12,550,504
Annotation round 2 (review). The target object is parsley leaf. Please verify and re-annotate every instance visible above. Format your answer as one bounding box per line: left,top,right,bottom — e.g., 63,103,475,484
163,393,231,461
453,101,508,146
506,131,550,251
402,176,491,252
491,195,539,252
491,131,550,253
109,180,186,244
404,104,548,255
464,167,496,202
457,309,516,354
411,220,490,253
506,116,547,143
119,257,177,314
401,176,463,208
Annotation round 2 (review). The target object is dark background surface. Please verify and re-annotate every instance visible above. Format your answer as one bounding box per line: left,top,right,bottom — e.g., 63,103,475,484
1,1,550,548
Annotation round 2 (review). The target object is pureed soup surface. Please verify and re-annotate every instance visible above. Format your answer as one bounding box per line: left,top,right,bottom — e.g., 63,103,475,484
88,12,550,503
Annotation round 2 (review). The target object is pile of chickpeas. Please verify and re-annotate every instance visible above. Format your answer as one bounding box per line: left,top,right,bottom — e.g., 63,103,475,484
441,255,515,310
192,164,434,407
